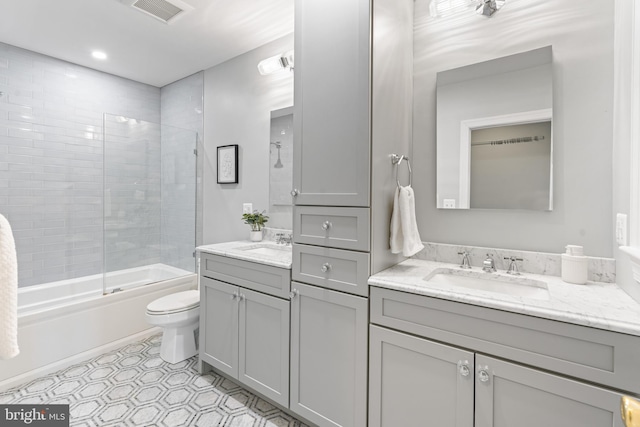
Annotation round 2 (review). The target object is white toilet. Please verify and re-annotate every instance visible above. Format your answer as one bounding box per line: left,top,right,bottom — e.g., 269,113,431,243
146,290,200,364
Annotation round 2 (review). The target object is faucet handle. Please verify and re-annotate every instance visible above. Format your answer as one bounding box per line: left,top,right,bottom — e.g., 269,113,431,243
458,251,471,269
503,256,523,275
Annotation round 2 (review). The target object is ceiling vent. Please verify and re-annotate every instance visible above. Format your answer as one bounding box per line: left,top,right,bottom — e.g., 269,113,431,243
128,0,193,24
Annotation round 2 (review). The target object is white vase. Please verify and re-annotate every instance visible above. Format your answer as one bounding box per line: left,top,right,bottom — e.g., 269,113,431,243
249,230,263,242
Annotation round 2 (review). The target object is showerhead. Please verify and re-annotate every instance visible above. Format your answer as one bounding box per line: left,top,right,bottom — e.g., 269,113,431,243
271,141,284,168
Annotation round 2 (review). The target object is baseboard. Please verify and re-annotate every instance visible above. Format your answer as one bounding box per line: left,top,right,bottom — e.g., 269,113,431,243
0,327,161,392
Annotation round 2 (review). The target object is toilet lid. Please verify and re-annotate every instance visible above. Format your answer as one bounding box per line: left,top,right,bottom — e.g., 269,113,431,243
147,290,200,314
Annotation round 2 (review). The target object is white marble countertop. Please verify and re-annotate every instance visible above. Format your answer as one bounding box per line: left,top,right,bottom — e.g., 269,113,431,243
197,240,292,269
369,259,640,337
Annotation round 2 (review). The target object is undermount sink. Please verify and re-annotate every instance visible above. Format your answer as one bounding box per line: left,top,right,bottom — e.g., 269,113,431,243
236,242,292,257
423,268,550,300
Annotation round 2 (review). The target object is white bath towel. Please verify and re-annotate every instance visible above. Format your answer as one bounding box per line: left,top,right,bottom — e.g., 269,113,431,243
0,213,19,359
390,186,424,257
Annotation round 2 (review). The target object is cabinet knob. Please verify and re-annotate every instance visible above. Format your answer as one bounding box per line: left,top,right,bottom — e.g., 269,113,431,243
477,366,490,383
289,289,299,299
458,360,470,377
238,293,245,302
290,189,299,197
230,291,239,301
321,220,332,231
622,396,640,427
321,263,332,273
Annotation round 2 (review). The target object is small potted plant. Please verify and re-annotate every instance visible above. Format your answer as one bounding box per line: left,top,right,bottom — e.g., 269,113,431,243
242,210,269,241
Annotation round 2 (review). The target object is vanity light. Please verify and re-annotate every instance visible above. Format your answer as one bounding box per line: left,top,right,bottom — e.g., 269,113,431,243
91,50,108,60
257,50,294,76
476,0,505,16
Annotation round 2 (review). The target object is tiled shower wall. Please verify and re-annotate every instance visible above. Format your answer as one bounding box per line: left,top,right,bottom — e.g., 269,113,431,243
160,72,204,272
0,42,161,288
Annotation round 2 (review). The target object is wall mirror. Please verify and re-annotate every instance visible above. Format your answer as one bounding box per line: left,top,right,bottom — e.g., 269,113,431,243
268,106,293,229
436,46,553,210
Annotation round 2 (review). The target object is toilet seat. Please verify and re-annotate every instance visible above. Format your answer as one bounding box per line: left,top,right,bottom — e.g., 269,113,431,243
146,290,199,315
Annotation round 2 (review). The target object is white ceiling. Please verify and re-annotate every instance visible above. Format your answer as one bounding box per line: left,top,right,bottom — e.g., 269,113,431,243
0,0,294,87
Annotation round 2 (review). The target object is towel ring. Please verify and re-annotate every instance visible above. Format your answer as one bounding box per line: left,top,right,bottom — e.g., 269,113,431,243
391,154,412,188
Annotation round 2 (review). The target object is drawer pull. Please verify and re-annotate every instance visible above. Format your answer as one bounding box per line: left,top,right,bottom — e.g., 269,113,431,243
477,366,490,383
321,263,332,273
321,221,332,231
458,360,470,377
621,396,640,427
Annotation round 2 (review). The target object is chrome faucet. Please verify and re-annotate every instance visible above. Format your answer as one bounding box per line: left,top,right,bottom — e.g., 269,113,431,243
458,251,471,269
482,254,496,273
504,256,523,275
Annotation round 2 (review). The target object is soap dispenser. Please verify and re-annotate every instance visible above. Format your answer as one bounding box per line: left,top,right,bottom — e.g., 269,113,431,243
561,245,588,285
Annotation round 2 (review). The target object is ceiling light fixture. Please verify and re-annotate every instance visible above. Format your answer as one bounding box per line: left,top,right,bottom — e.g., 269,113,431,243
258,50,294,76
92,51,108,60
476,0,505,17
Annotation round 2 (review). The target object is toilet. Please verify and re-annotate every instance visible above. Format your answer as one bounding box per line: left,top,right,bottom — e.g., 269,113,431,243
146,290,200,364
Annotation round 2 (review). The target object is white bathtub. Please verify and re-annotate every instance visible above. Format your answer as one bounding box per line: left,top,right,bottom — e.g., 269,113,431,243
18,264,193,316
0,265,197,391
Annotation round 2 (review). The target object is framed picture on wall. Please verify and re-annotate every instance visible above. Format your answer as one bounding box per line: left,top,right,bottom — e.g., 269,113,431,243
217,144,239,184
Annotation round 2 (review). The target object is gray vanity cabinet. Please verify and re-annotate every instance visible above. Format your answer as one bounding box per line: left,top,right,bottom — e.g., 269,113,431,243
289,282,368,427
475,355,624,427
292,0,371,207
200,276,290,407
369,287,638,427
369,325,474,427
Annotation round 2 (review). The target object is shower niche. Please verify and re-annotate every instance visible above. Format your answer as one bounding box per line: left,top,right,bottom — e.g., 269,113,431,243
268,107,293,230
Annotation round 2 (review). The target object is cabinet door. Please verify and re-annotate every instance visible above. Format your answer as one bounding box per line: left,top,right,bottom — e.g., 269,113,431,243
290,282,368,427
237,288,290,407
200,277,238,378
369,325,474,427
475,355,626,427
293,0,371,207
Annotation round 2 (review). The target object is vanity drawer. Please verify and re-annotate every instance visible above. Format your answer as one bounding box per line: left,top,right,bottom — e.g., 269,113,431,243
370,287,640,394
293,206,370,251
293,244,370,297
200,253,290,299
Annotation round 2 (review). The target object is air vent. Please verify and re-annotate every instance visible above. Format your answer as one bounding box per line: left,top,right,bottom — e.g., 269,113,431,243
130,0,193,24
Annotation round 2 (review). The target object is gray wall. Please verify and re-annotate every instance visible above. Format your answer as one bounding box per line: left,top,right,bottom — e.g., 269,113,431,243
0,42,161,287
413,0,615,257
203,34,294,244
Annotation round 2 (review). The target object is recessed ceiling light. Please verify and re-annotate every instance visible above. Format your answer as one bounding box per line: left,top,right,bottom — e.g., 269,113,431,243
92,51,108,60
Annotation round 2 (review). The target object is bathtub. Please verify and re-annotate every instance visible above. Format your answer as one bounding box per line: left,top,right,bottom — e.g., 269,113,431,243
0,264,197,391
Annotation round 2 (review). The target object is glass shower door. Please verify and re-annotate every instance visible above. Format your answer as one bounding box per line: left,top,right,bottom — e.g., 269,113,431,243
102,114,196,293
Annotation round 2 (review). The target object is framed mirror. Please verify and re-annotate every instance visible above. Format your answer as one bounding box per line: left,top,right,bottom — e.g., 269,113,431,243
436,46,553,210
268,106,293,229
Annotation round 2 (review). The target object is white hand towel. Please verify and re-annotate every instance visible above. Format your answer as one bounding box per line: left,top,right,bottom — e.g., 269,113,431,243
390,187,403,254
389,185,424,257
0,213,19,359
399,186,424,257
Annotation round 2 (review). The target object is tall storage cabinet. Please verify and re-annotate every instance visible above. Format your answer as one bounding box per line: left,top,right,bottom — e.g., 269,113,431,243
292,0,413,425
292,0,371,207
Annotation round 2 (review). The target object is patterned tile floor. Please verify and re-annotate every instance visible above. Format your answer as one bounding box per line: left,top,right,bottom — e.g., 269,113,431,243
0,334,309,427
